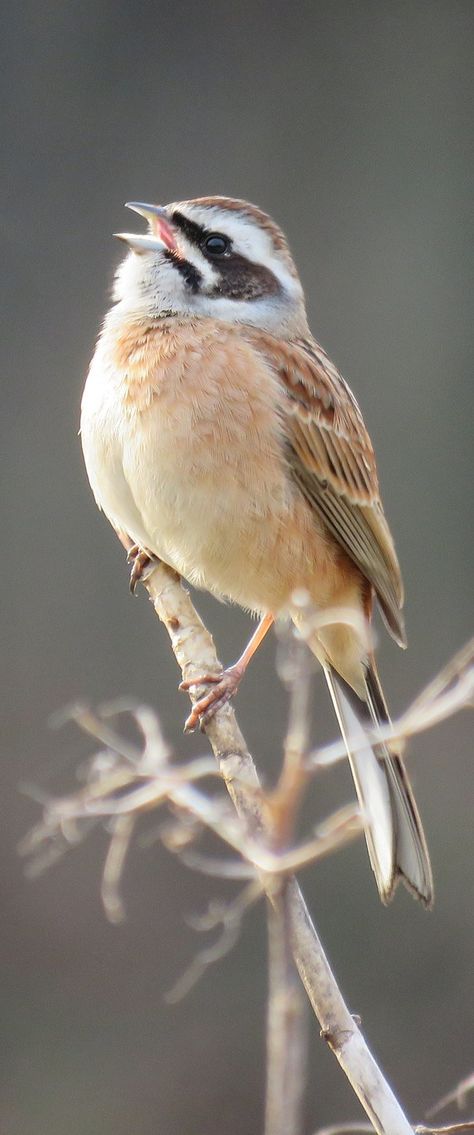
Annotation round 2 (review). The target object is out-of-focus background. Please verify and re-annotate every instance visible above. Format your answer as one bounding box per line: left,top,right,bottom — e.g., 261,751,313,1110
2,3,473,1132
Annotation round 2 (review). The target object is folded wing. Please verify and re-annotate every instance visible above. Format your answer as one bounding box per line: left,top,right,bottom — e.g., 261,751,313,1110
246,330,406,646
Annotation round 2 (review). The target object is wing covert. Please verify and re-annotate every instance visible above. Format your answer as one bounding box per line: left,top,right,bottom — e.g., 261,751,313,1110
245,330,406,646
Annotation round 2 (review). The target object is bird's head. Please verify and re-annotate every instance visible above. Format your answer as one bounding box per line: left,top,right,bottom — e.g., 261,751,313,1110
113,196,308,337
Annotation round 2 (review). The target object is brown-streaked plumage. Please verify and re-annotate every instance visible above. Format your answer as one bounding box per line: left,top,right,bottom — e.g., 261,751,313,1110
81,195,433,907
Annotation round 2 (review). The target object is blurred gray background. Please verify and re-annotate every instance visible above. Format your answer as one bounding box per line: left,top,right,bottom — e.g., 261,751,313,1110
2,2,473,1132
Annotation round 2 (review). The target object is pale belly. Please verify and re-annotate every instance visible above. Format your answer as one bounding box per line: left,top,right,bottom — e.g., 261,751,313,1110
118,405,304,612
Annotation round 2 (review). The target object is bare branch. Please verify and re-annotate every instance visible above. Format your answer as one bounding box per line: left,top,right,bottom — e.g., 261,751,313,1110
165,879,262,1003
408,639,474,721
265,881,307,1135
307,638,474,774
101,814,136,923
269,603,315,850
24,542,471,1135
314,1124,374,1135
415,1124,474,1133
427,1075,474,1119
128,555,415,1135
313,1123,474,1135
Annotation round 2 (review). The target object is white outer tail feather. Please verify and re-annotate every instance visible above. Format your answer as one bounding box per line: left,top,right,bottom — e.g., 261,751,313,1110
324,666,433,906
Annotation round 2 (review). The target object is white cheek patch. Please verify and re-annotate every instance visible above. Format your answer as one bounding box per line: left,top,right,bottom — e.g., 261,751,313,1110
175,235,220,290
113,234,220,299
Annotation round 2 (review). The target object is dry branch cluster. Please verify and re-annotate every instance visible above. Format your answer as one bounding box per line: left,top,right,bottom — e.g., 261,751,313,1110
22,558,474,1135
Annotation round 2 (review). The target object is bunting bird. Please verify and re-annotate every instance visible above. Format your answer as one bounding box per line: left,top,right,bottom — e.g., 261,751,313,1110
81,196,433,906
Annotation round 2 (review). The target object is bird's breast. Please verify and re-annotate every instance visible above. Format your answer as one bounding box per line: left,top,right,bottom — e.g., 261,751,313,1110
81,316,312,608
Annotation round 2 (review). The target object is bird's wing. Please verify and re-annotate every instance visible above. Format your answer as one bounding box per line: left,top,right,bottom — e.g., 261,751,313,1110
246,330,406,645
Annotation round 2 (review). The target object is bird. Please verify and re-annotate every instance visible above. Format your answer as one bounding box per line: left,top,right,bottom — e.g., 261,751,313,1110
81,195,433,907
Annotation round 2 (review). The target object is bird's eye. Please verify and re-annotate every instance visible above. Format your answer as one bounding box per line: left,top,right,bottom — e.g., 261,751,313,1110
203,233,230,256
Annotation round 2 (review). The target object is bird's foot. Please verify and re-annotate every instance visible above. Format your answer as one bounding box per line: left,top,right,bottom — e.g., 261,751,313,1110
180,664,245,732
127,545,158,593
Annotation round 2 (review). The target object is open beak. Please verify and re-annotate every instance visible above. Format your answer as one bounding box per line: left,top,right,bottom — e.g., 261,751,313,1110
115,201,178,254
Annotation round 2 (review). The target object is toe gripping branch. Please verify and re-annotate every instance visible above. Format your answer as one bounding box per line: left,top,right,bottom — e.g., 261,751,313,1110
127,545,155,593
180,613,275,732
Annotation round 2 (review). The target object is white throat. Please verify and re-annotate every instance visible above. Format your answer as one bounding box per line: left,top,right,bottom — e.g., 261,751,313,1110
113,248,309,337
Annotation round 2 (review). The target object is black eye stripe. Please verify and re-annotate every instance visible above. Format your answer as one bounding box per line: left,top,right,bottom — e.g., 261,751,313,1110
171,211,207,246
169,209,281,301
172,212,231,259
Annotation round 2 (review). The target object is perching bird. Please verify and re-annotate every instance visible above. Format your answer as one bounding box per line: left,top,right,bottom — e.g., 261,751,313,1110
81,196,433,907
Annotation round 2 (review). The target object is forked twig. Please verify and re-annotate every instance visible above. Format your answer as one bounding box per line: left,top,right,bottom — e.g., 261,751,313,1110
166,879,262,1004
23,538,473,1135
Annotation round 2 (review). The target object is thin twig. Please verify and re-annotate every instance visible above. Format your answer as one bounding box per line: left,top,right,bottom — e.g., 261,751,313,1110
415,1124,474,1133
427,1075,474,1119
313,1123,474,1135
314,1124,374,1134
101,814,136,923
165,879,262,1003
307,641,474,773
265,880,307,1135
21,704,362,932
270,606,315,849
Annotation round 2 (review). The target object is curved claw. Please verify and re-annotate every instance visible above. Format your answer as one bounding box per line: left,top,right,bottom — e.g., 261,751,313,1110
127,545,156,593
181,665,244,732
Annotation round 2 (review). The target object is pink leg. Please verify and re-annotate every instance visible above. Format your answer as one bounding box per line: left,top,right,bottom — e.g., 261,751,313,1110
180,613,275,731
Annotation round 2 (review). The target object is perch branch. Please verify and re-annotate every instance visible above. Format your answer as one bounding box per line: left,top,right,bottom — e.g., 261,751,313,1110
123,548,414,1135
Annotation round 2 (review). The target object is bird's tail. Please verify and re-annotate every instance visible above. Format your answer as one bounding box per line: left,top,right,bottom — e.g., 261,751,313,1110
324,661,433,906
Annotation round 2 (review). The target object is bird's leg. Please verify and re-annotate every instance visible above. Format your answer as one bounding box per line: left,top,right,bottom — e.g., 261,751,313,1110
181,613,275,732
127,544,160,593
